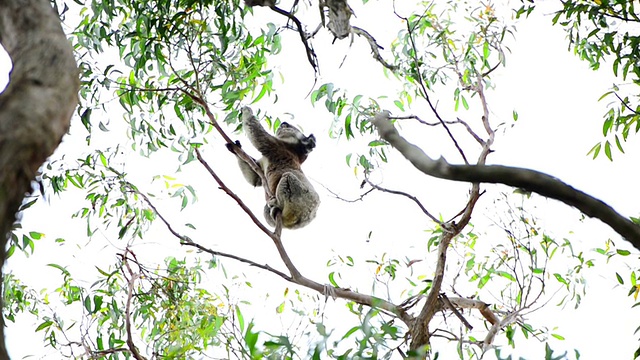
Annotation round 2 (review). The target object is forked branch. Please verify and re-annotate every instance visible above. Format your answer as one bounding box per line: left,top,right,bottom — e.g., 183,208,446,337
371,111,640,249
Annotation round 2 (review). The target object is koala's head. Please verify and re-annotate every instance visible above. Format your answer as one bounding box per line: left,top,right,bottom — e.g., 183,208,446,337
276,122,311,145
276,122,316,159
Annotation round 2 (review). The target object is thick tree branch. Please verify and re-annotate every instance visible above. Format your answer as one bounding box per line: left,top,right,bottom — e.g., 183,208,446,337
371,111,640,249
0,0,79,358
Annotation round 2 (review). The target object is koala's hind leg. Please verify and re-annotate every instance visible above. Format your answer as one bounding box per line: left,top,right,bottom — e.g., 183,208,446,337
263,198,279,227
270,172,320,229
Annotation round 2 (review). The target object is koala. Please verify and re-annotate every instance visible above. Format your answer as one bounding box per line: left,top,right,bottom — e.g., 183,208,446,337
227,107,320,229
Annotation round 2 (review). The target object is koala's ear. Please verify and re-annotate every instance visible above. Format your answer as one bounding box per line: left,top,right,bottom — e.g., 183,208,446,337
303,134,316,151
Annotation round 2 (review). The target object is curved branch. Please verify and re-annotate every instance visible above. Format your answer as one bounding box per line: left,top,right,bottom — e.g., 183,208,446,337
371,111,640,249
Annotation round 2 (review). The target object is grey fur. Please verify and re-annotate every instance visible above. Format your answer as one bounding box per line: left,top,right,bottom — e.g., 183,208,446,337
228,107,320,229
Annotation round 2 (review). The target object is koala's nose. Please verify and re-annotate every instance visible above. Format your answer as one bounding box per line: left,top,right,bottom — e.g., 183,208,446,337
280,122,290,128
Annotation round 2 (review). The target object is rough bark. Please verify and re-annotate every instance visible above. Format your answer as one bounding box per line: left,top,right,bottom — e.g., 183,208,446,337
0,0,79,358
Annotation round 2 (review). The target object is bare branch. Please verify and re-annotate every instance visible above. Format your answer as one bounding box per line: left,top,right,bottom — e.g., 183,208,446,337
483,310,521,349
371,111,640,249
363,173,442,225
195,148,274,233
187,242,292,281
122,251,147,360
317,180,375,203
614,91,640,115
439,294,473,330
269,6,319,72
392,115,485,146
351,26,397,70
442,296,500,326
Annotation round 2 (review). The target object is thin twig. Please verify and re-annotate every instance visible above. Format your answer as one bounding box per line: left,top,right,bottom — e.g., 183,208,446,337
182,241,292,281
363,174,442,225
269,5,319,72
392,115,485,146
614,92,639,115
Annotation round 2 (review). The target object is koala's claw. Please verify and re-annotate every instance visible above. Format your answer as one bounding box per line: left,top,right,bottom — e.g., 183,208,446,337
225,140,242,153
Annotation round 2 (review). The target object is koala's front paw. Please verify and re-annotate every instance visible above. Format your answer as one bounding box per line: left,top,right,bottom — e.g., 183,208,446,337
225,140,242,153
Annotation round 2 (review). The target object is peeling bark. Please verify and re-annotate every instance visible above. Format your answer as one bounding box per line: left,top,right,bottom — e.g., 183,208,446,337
0,0,79,357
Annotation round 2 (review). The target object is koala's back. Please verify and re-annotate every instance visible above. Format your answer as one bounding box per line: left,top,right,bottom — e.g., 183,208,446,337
276,169,320,229
261,141,303,195
261,141,320,229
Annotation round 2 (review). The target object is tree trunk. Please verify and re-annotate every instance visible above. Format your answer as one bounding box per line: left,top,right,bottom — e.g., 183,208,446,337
0,0,79,358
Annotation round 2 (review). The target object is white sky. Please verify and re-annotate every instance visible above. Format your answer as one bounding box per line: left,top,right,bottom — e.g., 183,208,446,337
1,1,640,359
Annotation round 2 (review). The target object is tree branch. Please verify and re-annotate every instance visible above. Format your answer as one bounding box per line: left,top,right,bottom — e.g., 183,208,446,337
351,26,397,70
0,1,79,358
371,111,640,249
269,5,319,72
122,251,148,360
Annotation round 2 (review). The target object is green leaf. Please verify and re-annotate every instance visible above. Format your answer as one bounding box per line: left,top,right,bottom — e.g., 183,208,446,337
597,90,614,101
99,152,108,167
342,326,359,340
604,140,612,161
93,295,103,313
345,114,354,139
368,140,386,147
328,272,339,287
244,322,259,354
483,41,490,60
615,134,625,153
554,273,568,286
603,117,613,136
461,95,469,110
587,142,601,159
497,271,515,281
35,320,53,332
19,199,38,211
236,305,245,333
345,153,352,166
6,245,15,258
